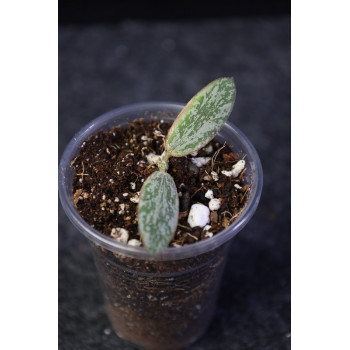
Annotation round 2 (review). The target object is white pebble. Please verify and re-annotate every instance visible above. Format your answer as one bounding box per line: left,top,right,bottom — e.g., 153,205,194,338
231,160,246,177
209,198,221,211
221,170,233,177
203,224,214,238
130,182,136,190
204,144,213,154
154,130,164,137
123,193,129,197
141,135,148,141
190,157,211,167
104,328,112,335
118,203,125,214
203,175,212,181
130,194,140,203
114,197,119,202
234,184,242,189
211,171,219,181
205,189,214,199
222,160,246,178
146,153,161,164
128,239,142,247
204,232,213,238
187,204,210,228
148,294,158,301
111,228,129,243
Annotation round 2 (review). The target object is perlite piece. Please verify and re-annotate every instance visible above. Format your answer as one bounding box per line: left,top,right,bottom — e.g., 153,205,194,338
221,160,245,178
209,198,221,211
190,157,211,167
111,228,129,243
187,204,210,228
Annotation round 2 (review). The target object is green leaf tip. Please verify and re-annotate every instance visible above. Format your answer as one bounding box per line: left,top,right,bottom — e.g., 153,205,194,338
138,171,179,256
165,77,236,157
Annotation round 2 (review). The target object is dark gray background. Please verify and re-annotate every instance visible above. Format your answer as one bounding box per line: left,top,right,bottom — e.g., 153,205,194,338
59,17,290,349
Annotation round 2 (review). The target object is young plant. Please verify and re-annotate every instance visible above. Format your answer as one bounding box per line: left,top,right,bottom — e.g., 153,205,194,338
138,77,236,255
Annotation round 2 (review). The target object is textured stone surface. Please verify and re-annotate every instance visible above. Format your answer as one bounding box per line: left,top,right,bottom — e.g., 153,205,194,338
59,17,290,350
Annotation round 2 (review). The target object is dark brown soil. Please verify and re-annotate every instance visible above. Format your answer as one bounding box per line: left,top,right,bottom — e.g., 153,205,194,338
71,118,250,247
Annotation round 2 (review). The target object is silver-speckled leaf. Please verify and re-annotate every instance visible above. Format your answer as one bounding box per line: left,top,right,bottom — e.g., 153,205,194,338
165,77,236,157
138,171,179,255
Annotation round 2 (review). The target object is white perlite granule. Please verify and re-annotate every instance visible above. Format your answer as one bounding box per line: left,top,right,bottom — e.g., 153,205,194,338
130,194,140,203
146,153,161,164
118,203,125,214
203,225,212,232
111,228,129,243
203,224,213,238
190,157,211,167
205,189,214,199
127,239,142,246
221,160,246,178
209,198,221,211
211,171,219,181
187,204,210,228
221,170,233,177
231,160,246,177
203,144,213,154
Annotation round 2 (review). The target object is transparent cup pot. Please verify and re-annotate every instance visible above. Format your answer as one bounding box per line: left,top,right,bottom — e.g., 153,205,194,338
59,102,263,350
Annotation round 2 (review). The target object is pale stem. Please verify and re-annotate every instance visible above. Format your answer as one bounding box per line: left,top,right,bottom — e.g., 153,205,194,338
157,150,170,171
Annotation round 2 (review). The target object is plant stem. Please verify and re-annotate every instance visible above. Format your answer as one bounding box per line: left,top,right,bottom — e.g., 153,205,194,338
157,151,170,172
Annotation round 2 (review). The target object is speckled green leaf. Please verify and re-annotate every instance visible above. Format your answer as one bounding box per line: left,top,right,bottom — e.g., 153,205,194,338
165,77,236,157
138,171,179,255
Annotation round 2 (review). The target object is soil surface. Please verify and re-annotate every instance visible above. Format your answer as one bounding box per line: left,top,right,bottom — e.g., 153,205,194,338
71,118,250,247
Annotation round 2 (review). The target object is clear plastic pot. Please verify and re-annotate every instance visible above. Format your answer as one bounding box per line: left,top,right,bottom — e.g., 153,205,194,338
59,102,263,350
